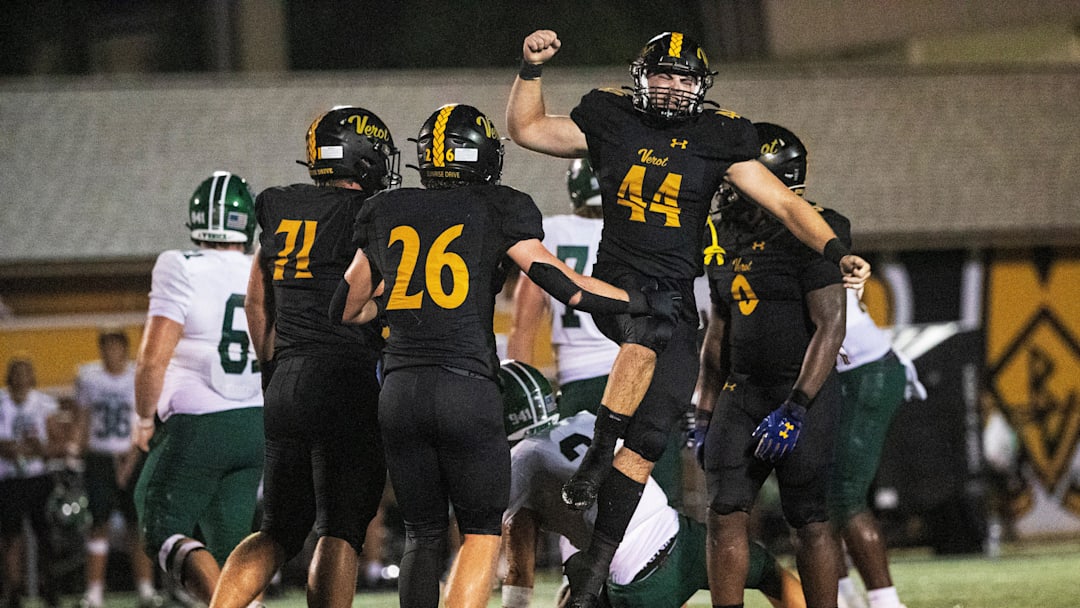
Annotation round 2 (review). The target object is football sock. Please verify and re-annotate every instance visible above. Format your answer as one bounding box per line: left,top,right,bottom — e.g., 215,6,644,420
867,586,901,608
839,576,868,608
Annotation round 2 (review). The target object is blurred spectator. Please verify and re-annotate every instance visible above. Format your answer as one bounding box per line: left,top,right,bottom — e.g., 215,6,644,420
0,356,64,608
73,330,161,607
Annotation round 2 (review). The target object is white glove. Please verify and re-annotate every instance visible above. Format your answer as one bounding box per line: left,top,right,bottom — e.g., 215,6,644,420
894,349,927,401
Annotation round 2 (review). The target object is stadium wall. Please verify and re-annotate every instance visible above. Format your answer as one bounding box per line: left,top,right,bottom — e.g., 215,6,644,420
1,65,1078,539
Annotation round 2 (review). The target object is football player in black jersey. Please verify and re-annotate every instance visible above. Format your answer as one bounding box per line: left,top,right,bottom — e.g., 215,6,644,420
506,29,869,608
694,122,850,608
334,103,679,608
209,106,400,608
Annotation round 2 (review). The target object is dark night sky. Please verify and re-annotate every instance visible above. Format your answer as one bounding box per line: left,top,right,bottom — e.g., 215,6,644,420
0,0,740,74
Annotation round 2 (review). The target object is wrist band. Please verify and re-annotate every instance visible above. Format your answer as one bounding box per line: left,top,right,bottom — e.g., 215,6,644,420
137,417,155,429
787,388,810,408
518,60,543,80
823,237,851,265
694,407,713,426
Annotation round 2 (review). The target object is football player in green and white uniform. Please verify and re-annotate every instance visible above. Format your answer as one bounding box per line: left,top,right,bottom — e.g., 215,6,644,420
497,360,806,608
131,171,264,605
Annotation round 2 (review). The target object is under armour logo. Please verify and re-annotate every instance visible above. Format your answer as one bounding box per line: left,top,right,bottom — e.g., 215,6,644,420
722,382,737,391
752,241,765,250
670,139,688,149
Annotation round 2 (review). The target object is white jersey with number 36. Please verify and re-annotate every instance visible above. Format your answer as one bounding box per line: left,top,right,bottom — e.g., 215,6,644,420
75,361,136,454
148,248,262,419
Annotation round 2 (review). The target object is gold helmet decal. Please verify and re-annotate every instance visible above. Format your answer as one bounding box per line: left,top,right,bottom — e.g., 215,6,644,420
306,112,324,166
431,104,456,168
668,32,683,57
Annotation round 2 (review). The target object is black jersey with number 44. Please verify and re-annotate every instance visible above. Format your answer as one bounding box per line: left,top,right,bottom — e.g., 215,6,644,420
256,183,384,359
355,184,544,379
706,207,850,385
571,89,759,281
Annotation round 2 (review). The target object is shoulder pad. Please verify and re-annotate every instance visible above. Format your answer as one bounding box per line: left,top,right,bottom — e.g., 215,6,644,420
711,108,743,120
597,87,629,97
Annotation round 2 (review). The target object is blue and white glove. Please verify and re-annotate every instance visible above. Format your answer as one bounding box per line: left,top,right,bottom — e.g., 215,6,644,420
751,399,806,462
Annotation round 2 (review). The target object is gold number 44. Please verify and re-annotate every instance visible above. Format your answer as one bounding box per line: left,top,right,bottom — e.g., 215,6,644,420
616,165,683,227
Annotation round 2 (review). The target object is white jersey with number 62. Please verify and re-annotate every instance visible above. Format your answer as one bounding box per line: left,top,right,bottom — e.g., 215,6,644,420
148,248,262,419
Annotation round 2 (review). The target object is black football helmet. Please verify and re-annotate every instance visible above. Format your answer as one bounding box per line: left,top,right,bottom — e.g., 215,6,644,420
754,122,807,195
416,104,504,187
302,106,401,192
566,158,601,210
630,32,715,119
713,121,809,228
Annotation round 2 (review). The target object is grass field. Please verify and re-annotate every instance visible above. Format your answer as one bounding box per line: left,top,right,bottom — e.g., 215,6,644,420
29,538,1080,608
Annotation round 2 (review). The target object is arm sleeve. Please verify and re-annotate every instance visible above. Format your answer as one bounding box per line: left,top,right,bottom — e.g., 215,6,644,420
526,262,638,316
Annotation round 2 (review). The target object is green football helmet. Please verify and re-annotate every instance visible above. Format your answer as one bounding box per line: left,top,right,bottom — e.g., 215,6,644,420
567,158,601,210
187,171,257,246
499,359,558,443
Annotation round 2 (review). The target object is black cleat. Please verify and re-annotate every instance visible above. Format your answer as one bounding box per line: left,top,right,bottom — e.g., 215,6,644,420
561,441,614,510
562,552,611,608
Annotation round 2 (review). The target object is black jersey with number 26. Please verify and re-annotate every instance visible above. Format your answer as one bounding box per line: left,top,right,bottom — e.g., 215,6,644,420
354,184,544,379
571,89,759,281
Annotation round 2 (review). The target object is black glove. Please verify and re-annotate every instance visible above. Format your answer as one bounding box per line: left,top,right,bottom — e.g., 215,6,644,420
627,282,681,323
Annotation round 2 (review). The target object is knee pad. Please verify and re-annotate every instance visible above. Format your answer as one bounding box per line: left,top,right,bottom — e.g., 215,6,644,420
624,315,673,353
622,405,685,463
622,425,670,463
708,497,749,517
158,534,208,588
782,500,830,529
593,311,674,354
